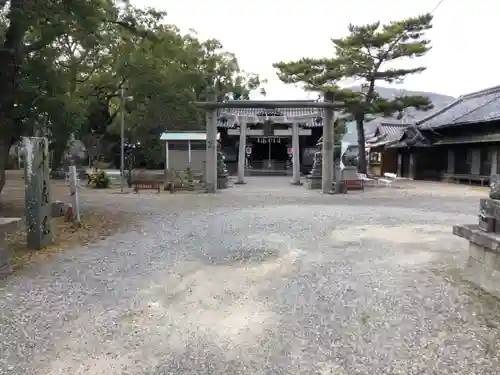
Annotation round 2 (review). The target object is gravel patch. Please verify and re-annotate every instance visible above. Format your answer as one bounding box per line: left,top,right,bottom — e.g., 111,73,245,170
0,178,498,374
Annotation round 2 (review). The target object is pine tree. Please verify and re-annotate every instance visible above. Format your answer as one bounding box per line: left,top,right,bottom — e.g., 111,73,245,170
274,14,434,173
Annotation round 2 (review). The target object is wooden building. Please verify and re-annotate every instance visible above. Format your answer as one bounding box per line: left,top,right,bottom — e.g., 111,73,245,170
365,122,408,177
159,131,220,173
375,85,500,183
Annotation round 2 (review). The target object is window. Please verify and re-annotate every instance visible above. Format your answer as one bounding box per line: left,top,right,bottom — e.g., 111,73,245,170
190,141,206,150
370,152,381,164
167,141,188,151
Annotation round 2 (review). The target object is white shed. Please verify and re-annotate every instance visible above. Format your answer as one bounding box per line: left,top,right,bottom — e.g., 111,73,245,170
159,131,220,172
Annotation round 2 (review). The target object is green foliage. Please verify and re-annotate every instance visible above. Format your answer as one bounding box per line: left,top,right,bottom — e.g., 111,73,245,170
164,168,195,192
273,13,434,172
0,0,266,192
89,170,112,189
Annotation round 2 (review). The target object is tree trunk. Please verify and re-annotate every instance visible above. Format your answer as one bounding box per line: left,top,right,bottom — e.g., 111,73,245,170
0,133,13,193
51,143,65,170
355,116,367,174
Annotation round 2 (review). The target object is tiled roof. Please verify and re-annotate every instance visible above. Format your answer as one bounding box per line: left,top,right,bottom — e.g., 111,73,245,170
417,85,500,129
366,123,407,147
216,102,324,128
389,126,430,148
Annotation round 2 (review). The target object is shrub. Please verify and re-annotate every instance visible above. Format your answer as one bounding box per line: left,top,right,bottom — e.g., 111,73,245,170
89,170,111,189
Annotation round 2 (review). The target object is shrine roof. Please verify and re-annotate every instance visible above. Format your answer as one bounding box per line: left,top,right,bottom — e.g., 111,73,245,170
216,103,324,127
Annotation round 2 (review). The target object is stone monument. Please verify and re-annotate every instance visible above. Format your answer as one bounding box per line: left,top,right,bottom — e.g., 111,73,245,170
305,138,344,190
454,174,500,298
24,137,53,249
305,138,323,190
216,141,229,189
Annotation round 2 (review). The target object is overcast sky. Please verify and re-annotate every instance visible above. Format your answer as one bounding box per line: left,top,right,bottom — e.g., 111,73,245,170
134,0,495,100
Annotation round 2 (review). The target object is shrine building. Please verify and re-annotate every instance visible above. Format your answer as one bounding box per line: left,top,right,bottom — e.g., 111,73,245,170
216,102,324,174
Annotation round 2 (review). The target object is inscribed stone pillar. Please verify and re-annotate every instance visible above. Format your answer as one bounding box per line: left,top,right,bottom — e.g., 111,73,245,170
290,122,302,185
24,137,52,249
471,149,480,175
491,148,498,176
236,118,247,184
205,95,218,193
322,92,334,193
447,149,455,173
397,153,402,177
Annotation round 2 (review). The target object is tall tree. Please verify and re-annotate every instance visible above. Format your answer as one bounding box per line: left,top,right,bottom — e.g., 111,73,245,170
0,0,134,190
274,14,434,173
0,1,265,181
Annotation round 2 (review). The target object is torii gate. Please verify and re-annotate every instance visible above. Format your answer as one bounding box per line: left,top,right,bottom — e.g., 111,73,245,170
194,92,343,194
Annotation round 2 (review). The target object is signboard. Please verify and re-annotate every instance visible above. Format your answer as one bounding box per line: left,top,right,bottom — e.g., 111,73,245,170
245,146,252,155
256,137,282,144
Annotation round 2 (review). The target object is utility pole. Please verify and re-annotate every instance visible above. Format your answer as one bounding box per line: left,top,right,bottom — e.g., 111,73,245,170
120,86,125,193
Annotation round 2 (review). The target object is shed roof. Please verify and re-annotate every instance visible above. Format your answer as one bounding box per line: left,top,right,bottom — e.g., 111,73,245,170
417,85,500,129
159,132,220,141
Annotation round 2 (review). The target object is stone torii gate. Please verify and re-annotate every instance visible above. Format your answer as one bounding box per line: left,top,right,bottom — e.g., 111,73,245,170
195,92,343,194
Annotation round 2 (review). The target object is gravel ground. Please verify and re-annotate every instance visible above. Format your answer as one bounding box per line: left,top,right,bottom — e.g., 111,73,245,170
1,177,500,374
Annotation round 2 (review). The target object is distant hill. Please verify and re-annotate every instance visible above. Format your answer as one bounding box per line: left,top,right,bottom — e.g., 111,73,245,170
342,86,456,144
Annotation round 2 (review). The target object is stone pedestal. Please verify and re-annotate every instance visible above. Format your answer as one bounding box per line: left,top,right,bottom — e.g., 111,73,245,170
454,198,500,298
216,143,229,190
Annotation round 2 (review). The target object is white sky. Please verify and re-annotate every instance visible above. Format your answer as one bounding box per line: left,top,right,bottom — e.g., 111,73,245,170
134,0,497,100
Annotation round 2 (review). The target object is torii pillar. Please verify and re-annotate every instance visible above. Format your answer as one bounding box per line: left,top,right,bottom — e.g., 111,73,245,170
322,92,335,193
205,93,218,193
290,122,302,185
235,117,247,184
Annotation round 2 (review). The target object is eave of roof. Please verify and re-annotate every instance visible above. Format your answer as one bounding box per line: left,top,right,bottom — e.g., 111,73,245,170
417,85,500,130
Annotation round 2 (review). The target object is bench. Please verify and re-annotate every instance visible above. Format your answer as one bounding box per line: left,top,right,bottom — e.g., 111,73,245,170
131,179,162,193
343,179,364,190
442,173,490,186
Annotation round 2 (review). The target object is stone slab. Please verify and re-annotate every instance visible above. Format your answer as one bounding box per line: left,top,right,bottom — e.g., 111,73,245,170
51,201,66,218
453,224,500,252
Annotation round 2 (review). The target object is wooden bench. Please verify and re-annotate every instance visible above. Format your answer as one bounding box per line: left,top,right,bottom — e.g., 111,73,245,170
343,179,364,190
131,179,162,193
442,173,490,186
